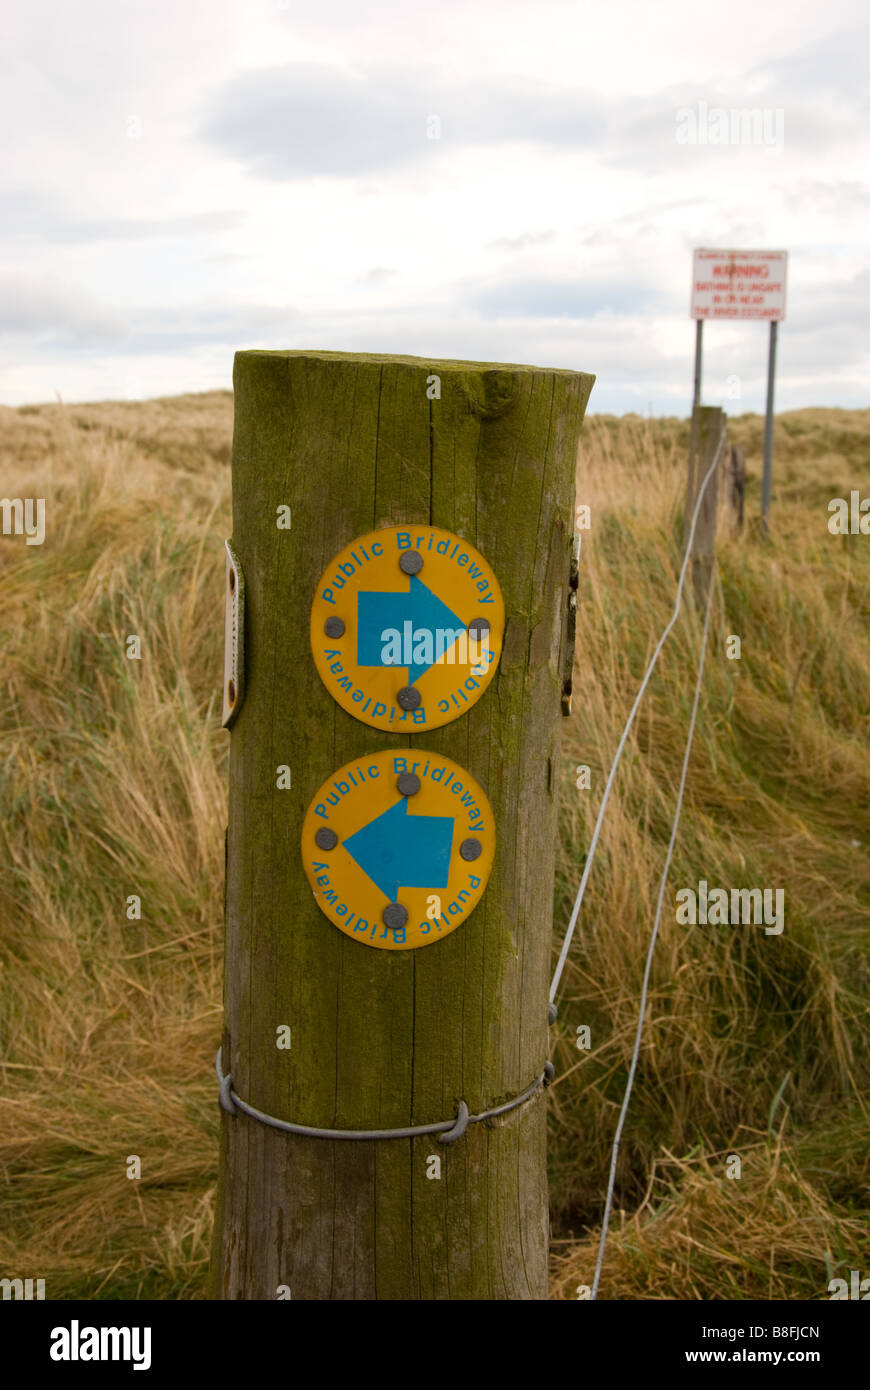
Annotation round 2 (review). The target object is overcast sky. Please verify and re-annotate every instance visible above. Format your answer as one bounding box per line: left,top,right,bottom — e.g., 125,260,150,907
2,0,867,413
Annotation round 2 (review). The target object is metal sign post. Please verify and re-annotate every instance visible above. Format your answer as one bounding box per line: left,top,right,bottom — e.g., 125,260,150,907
761,319,779,530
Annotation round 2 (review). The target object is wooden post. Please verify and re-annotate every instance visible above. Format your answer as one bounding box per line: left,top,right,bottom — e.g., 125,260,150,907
209,349,594,1301
684,404,725,607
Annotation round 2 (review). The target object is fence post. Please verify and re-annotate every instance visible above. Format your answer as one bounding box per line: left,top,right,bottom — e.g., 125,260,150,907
208,349,594,1301
684,403,725,607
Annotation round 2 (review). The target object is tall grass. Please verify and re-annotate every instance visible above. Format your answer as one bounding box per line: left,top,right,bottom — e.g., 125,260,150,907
550,411,870,1298
1,395,867,1299
1,394,231,1297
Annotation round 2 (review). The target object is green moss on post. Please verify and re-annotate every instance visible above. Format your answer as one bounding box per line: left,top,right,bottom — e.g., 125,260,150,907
687,404,725,607
209,350,594,1300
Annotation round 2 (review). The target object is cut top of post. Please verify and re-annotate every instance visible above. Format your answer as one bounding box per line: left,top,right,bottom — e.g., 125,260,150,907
238,347,593,378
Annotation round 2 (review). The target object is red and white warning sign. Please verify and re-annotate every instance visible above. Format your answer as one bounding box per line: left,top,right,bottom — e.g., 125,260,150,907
691,249,787,322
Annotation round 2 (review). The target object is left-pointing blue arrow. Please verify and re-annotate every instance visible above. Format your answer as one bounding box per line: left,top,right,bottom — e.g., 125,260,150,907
343,797,454,903
357,574,465,684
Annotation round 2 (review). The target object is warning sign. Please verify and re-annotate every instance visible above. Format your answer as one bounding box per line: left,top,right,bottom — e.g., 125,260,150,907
301,749,495,951
309,525,504,733
691,248,787,321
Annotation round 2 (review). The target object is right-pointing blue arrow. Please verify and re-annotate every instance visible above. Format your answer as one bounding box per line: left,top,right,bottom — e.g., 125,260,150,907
343,797,454,902
357,574,466,684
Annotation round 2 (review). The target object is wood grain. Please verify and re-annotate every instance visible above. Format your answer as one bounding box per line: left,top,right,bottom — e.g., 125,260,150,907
209,350,594,1300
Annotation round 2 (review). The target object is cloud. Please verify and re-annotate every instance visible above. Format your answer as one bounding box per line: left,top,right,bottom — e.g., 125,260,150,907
784,267,870,343
89,305,306,355
361,266,397,284
781,180,870,218
198,36,869,187
2,6,867,413
746,24,870,106
486,231,556,251
1,284,867,415
56,211,243,244
604,30,870,176
0,275,122,342
0,188,243,244
0,284,301,353
467,277,667,319
198,63,604,178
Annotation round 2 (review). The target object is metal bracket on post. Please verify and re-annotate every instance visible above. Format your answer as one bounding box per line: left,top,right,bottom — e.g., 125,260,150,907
561,532,581,717
222,540,245,729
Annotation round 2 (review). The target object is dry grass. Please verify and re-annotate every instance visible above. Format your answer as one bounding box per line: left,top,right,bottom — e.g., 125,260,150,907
550,410,870,1298
1,393,231,1298
0,393,867,1299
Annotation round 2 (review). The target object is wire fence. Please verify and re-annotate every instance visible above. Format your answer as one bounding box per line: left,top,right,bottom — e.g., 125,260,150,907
549,427,728,1298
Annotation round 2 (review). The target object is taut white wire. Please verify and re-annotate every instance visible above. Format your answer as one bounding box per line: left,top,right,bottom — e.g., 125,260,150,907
549,429,727,1004
590,559,717,1299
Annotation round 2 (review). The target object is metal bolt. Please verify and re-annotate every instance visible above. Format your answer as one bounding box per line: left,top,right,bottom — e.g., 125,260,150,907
460,837,482,861
399,551,423,575
324,616,345,638
397,686,422,711
315,827,339,850
383,902,409,929
468,616,490,639
396,772,421,796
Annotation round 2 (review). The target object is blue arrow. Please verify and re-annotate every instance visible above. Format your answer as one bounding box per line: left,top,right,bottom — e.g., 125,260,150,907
357,574,465,684
343,797,454,903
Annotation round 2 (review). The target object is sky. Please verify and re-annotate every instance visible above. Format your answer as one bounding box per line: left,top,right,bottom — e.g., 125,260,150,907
1,0,868,414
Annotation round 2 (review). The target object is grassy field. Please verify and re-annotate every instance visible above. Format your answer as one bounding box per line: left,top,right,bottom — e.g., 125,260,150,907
1,392,868,1300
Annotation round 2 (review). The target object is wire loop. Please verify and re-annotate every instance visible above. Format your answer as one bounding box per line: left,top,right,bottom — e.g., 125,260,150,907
215,1047,551,1143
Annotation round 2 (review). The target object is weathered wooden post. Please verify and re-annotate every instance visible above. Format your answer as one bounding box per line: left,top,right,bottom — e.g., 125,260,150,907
684,403,725,607
209,350,594,1300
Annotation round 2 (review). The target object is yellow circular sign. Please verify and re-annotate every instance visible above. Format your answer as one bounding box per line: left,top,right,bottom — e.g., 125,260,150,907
301,750,495,950
310,525,504,732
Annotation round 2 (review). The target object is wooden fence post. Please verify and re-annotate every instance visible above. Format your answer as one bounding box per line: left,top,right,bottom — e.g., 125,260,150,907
684,403,725,607
208,349,594,1301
